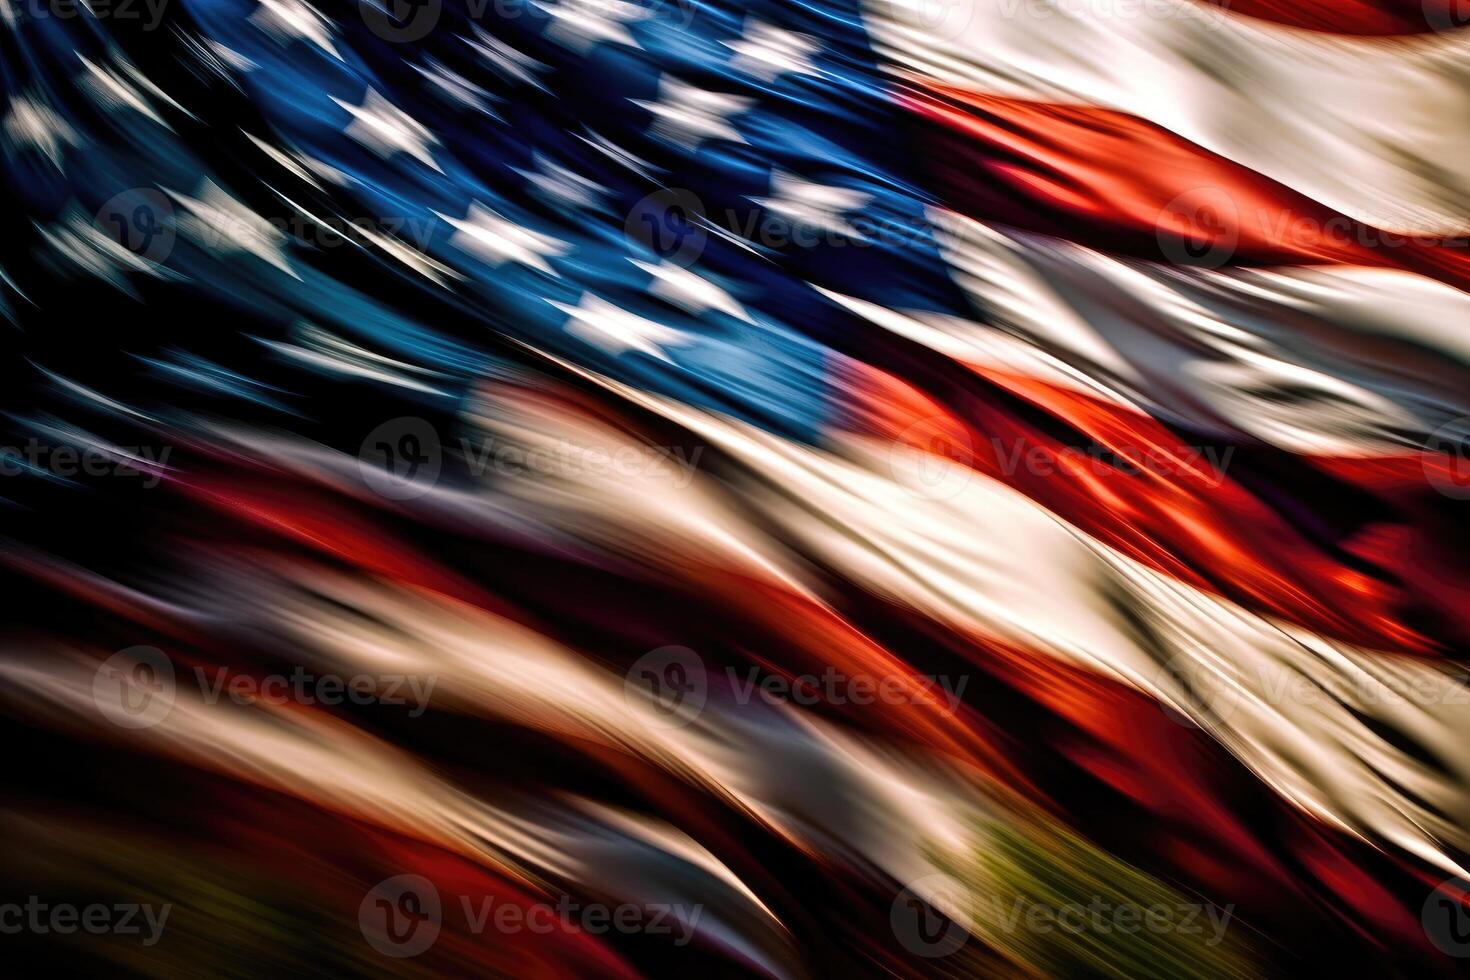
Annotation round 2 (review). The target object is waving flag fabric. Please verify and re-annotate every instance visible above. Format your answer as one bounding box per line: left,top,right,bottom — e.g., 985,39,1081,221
3,0,1470,975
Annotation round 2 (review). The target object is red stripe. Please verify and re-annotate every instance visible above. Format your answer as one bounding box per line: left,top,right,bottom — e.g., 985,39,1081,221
902,85,1470,293
944,614,1450,969
843,358,1470,655
1190,0,1464,35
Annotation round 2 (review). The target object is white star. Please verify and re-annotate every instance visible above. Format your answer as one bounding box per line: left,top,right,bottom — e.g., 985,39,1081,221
753,168,872,240
249,0,340,58
633,259,751,321
40,210,160,292
725,19,818,82
437,202,570,274
578,128,662,179
4,94,80,169
78,57,174,129
537,0,647,53
633,76,751,152
205,41,258,73
552,293,692,363
515,153,609,211
245,132,319,186
414,57,497,115
468,27,550,92
333,87,442,173
168,179,297,277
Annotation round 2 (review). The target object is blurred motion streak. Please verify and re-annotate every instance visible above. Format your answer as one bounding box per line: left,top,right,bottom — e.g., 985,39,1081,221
1,0,1468,975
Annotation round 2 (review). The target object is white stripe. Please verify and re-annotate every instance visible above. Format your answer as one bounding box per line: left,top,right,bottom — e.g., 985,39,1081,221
0,650,803,974
864,0,1470,235
832,209,1470,455
471,375,1470,877
187,379,1470,877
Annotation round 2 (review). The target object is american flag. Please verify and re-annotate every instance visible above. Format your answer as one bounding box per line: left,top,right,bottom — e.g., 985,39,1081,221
2,0,1470,974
